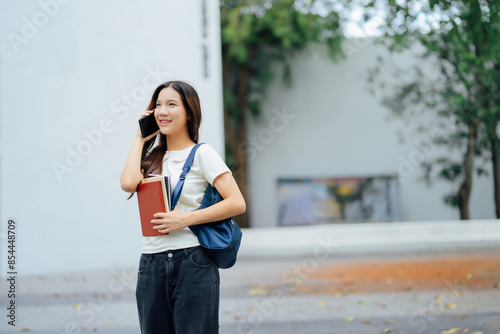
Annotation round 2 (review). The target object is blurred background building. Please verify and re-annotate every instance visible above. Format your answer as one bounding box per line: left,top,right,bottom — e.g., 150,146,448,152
247,40,494,228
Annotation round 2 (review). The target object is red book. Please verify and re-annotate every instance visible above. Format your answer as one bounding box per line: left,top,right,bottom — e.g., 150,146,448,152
136,175,171,236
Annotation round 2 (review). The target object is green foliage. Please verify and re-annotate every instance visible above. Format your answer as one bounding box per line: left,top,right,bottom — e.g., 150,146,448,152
444,193,459,208
220,0,349,226
220,0,346,120
366,0,500,210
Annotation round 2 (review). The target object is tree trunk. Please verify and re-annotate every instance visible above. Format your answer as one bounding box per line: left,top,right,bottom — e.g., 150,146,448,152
221,58,252,228
221,44,257,228
232,62,251,228
457,122,477,220
487,122,500,218
234,143,249,228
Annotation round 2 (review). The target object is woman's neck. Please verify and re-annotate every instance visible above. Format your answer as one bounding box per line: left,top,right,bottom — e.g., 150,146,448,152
166,133,195,151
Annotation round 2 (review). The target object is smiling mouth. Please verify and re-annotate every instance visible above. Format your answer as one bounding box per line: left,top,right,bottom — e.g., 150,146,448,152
159,119,172,125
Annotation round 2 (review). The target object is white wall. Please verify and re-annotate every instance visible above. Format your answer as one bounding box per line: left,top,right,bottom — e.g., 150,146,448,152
247,40,495,228
0,0,224,276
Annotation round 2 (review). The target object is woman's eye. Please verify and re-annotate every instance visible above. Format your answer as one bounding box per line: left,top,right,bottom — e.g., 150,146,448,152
169,103,176,106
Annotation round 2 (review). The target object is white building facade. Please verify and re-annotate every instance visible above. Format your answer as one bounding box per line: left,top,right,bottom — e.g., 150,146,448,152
0,0,225,276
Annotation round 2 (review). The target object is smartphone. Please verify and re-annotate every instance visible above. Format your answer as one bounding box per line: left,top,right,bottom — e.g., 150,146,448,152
138,112,159,138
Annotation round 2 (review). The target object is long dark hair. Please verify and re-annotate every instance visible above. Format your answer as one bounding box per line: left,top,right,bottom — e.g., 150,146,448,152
127,81,201,200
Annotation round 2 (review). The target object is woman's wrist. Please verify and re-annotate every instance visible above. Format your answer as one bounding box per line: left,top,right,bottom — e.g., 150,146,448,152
134,132,147,145
184,211,198,228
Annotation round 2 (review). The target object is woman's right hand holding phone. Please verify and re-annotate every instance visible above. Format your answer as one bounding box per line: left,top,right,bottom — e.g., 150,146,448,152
122,109,159,192
136,109,160,142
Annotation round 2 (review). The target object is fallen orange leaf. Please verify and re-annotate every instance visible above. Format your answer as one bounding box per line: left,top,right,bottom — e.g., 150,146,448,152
441,328,461,334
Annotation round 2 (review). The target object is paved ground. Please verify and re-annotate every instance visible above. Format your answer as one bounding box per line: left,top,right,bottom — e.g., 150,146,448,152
1,247,499,334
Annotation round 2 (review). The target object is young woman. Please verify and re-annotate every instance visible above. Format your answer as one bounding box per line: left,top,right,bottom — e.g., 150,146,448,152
120,80,246,333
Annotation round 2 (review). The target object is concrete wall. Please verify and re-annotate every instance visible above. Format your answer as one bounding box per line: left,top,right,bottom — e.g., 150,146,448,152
0,0,224,276
247,40,495,228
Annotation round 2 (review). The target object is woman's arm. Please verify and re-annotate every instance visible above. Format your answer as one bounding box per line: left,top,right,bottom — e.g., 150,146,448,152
152,172,246,233
187,171,246,224
120,110,158,193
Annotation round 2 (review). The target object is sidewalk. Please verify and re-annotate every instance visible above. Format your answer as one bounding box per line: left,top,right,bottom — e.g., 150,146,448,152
238,219,500,257
1,246,499,334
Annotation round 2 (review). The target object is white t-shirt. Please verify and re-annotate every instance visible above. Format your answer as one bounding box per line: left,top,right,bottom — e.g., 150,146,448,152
141,143,231,254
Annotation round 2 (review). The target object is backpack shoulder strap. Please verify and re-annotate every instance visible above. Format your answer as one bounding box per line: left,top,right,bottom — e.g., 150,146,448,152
171,143,204,209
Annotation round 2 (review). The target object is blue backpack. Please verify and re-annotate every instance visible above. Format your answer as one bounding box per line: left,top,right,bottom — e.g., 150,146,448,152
171,143,242,269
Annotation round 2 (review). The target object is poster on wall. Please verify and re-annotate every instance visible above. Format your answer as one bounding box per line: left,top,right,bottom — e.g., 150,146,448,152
277,175,402,226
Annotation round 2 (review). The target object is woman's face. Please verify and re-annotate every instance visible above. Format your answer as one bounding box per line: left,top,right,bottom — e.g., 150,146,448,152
154,86,189,137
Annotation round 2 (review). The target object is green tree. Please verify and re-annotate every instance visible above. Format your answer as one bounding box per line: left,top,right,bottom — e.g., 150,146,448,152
220,0,346,227
365,0,499,219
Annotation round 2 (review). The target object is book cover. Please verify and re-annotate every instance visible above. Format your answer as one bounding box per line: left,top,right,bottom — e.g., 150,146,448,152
136,175,171,236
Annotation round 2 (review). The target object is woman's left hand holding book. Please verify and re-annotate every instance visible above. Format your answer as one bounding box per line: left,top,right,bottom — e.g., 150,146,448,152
151,208,190,234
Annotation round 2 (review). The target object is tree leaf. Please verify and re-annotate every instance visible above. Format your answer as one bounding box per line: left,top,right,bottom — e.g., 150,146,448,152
441,328,461,334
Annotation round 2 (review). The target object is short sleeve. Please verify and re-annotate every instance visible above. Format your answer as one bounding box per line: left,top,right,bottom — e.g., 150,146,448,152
197,144,231,185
